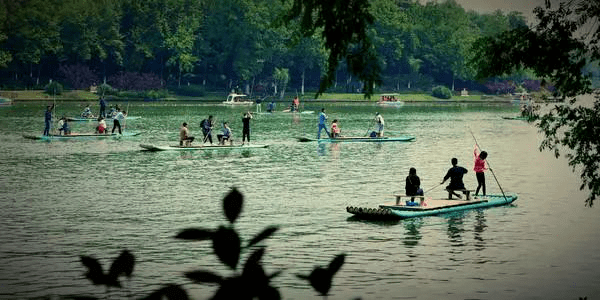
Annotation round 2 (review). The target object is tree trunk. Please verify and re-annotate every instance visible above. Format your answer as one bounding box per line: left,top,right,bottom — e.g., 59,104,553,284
178,65,181,88
301,68,305,95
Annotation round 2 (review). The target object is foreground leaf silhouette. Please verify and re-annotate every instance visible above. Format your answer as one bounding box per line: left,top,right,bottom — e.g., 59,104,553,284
297,254,346,296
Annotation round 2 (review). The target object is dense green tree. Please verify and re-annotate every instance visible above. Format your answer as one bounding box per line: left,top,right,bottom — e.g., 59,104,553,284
0,0,531,96
0,1,12,67
156,0,203,87
413,0,479,90
2,0,62,85
286,0,381,98
471,0,600,206
59,0,124,83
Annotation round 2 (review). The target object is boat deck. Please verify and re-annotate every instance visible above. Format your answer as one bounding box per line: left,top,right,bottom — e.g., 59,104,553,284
380,199,488,211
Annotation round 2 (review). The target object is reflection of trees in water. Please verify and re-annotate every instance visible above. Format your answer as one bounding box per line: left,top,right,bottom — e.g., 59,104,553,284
402,219,423,247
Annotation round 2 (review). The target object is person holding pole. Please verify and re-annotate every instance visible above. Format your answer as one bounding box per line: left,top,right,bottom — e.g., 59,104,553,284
200,115,214,144
317,108,330,139
375,112,384,137
43,104,54,136
473,145,488,196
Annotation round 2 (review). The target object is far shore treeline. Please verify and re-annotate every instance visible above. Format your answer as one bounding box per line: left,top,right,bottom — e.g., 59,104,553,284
0,0,559,99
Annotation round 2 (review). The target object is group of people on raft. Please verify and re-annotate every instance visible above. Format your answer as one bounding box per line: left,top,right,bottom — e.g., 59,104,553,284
265,96,300,113
178,112,253,147
42,101,127,136
317,108,385,139
404,146,489,202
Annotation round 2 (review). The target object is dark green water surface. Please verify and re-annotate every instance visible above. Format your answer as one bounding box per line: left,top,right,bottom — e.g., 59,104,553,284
0,100,598,299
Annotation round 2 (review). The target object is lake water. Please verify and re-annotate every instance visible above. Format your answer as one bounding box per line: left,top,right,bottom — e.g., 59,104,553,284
0,100,598,299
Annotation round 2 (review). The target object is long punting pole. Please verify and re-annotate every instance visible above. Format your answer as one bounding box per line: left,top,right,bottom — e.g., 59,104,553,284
469,128,508,202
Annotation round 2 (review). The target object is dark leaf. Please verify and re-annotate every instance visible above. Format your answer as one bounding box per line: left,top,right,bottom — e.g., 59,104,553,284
244,248,266,268
223,188,244,224
306,267,333,296
212,276,248,300
268,270,283,280
141,284,189,300
257,285,281,300
242,248,268,287
175,228,214,241
107,250,135,281
327,253,346,275
213,226,241,270
80,255,106,285
247,226,278,248
184,270,224,284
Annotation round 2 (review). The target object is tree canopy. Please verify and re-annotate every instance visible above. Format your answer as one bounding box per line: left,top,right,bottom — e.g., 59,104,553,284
0,0,527,97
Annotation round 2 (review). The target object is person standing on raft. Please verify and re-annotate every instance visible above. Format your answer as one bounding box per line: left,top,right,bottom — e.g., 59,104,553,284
317,108,330,139
473,145,488,196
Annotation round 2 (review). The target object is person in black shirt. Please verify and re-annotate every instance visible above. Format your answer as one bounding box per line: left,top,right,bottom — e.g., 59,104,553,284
242,111,252,145
200,115,214,144
405,167,424,201
441,158,468,199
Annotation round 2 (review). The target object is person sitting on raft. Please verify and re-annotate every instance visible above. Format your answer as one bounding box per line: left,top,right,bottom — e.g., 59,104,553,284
81,105,94,118
217,122,232,145
179,122,194,146
96,117,107,134
440,157,469,199
405,167,424,202
331,119,341,138
60,118,71,135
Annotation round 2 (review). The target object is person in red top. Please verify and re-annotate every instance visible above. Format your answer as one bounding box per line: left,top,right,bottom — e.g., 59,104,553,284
331,119,340,138
292,96,300,112
473,145,488,196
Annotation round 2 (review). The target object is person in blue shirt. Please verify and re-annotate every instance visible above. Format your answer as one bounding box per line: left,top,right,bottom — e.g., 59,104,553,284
43,104,54,136
267,101,275,113
217,122,232,145
441,158,469,199
317,108,330,139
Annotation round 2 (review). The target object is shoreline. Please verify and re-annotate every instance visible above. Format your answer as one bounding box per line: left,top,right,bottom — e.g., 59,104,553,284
0,90,529,104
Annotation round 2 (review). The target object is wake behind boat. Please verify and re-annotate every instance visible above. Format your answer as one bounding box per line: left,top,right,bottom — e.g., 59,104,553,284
347,193,518,220
24,131,141,140
297,136,415,143
140,143,269,151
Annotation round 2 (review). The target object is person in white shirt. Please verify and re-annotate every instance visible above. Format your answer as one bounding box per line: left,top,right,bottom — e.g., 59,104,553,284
375,112,384,137
111,110,127,134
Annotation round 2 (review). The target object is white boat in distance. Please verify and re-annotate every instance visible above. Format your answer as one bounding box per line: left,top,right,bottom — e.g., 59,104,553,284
223,93,254,105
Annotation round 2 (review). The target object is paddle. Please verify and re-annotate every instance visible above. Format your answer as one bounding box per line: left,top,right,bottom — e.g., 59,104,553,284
364,118,375,137
123,101,130,133
424,182,443,194
203,127,213,144
469,128,508,202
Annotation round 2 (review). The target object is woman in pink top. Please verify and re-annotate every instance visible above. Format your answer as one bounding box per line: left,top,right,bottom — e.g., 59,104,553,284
331,119,341,138
474,146,488,196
